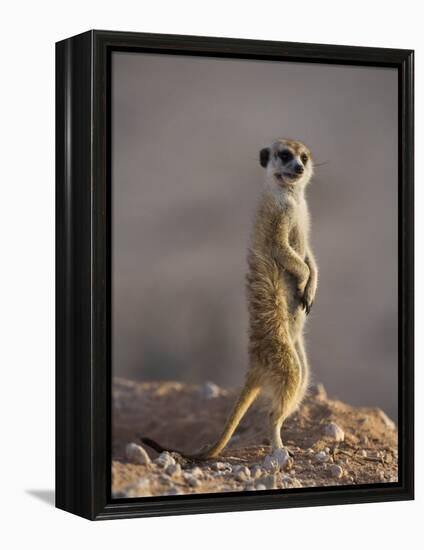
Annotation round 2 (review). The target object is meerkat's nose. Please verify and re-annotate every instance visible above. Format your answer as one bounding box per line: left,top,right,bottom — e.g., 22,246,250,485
295,164,304,175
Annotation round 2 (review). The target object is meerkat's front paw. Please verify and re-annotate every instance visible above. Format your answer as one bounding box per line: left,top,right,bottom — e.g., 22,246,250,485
300,285,315,315
301,296,313,315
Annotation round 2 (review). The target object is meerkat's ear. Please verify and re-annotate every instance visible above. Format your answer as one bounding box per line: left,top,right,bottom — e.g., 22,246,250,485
259,147,270,168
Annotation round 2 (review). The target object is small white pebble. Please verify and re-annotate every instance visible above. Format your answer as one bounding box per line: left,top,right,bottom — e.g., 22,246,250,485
187,476,201,487
154,451,176,468
165,463,182,477
323,422,345,442
189,466,203,477
212,462,227,471
314,451,329,463
328,464,344,479
198,381,221,399
256,483,267,490
125,443,151,465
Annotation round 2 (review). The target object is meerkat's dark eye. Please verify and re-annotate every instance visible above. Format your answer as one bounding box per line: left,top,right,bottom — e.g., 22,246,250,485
301,153,308,164
278,150,293,163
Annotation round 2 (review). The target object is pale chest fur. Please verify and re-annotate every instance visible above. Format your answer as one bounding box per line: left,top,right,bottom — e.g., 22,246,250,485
286,197,309,258
248,191,311,326
249,192,310,262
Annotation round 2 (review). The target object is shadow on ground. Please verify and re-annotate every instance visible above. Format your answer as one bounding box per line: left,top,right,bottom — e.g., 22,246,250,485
26,489,55,507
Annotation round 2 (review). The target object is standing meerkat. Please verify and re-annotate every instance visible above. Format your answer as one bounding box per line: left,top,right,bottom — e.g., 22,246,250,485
142,138,318,458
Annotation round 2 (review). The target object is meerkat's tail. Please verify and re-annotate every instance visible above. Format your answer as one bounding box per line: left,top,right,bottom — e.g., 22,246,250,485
199,382,261,459
140,381,261,460
139,437,172,454
139,436,193,457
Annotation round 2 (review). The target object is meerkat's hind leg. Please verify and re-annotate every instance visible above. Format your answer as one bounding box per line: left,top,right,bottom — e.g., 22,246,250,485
268,392,295,451
269,409,284,449
267,349,303,451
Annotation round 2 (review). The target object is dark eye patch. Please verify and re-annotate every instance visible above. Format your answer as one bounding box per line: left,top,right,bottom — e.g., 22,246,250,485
278,150,293,163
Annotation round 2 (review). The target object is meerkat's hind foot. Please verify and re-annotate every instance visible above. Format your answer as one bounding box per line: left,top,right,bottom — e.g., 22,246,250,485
271,443,292,456
274,446,295,458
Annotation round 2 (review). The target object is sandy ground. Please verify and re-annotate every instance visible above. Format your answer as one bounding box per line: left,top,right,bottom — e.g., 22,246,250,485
112,378,398,497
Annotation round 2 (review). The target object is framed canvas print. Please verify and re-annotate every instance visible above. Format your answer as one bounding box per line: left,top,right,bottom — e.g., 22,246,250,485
55,30,414,520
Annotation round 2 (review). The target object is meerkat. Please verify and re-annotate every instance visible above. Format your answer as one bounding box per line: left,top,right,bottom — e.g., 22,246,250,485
142,138,318,459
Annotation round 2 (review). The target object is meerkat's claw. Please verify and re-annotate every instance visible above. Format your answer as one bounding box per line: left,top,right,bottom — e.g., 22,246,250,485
300,296,313,315
300,297,310,313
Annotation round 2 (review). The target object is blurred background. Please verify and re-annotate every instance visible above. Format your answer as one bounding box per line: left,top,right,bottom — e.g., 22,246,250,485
112,52,398,419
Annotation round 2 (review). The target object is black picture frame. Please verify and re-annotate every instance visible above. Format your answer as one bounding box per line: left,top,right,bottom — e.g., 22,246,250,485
55,30,414,520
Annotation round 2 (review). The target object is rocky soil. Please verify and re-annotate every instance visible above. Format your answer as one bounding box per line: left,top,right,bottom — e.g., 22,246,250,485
112,378,398,498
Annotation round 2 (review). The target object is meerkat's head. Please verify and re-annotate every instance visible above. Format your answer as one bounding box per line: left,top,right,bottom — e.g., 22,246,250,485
259,138,313,194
